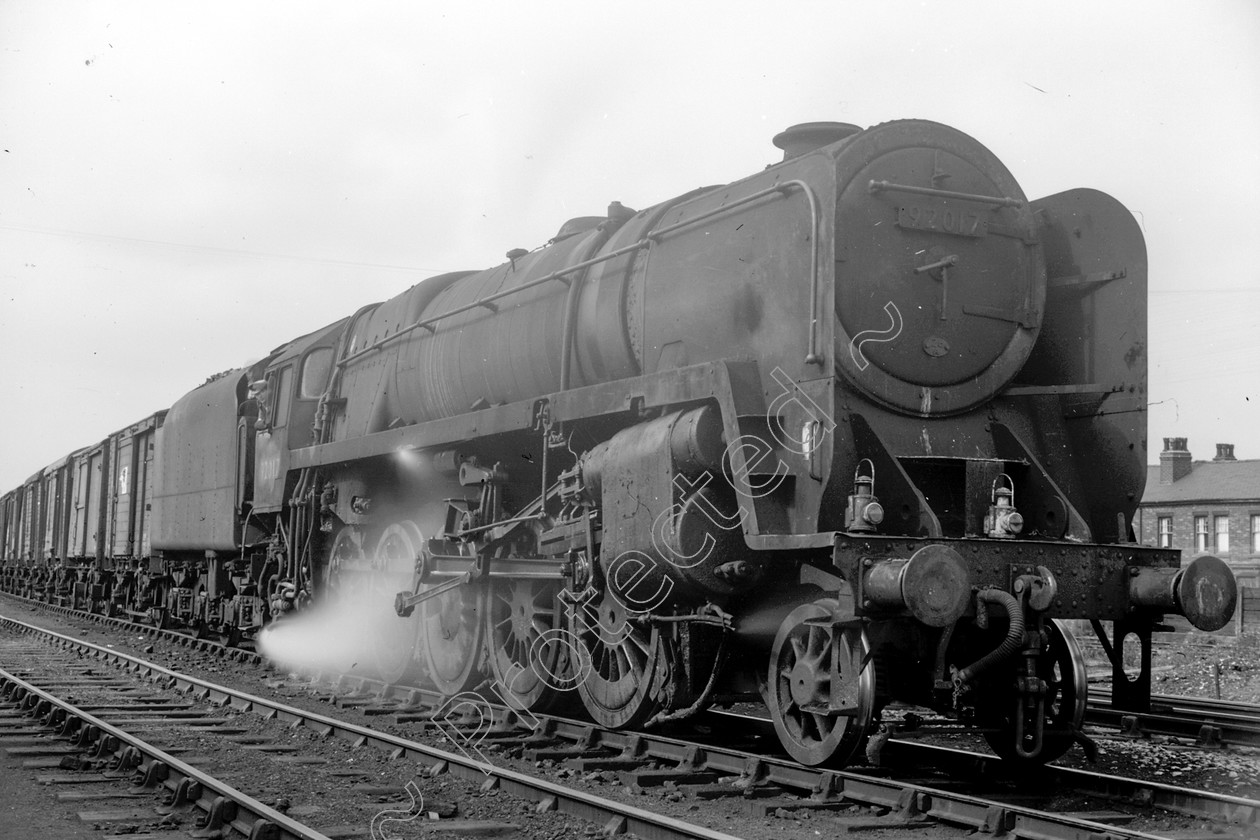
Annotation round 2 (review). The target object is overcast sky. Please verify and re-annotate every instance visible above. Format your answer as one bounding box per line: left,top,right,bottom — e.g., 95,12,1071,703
2,1,1257,491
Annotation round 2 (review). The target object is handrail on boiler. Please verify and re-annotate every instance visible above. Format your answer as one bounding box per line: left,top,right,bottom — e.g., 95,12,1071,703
336,179,823,370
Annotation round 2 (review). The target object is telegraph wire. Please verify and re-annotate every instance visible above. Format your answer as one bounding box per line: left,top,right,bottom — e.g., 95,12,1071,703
1150,289,1260,295
0,222,452,275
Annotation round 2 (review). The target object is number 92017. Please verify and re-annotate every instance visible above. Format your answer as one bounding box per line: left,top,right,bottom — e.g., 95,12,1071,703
896,204,987,238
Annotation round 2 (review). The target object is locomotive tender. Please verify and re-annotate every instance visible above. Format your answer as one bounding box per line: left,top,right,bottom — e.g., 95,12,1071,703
1,120,1237,768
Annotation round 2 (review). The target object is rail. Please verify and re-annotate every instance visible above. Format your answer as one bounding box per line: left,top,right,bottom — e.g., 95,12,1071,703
13,590,1260,750
6,610,1255,838
0,665,331,840
1087,688,1260,748
0,613,742,840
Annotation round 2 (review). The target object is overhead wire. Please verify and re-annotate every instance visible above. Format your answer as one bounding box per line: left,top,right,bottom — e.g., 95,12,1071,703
0,222,452,275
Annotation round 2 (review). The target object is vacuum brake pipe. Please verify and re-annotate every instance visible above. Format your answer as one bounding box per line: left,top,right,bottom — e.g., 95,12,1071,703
955,588,1024,684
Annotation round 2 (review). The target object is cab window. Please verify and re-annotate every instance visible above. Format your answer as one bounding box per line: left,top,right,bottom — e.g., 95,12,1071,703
273,366,293,427
300,348,333,399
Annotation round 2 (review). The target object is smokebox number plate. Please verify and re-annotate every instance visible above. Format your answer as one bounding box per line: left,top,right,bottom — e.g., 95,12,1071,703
897,204,988,238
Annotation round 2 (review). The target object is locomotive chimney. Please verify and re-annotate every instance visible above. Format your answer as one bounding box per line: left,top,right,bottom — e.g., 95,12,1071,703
1214,443,1236,461
1159,437,1193,484
772,122,862,161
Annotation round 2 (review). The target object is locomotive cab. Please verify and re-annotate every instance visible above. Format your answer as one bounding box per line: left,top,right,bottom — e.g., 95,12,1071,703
250,318,349,513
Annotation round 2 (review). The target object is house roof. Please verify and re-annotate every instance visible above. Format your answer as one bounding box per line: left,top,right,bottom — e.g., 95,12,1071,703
1142,459,1260,505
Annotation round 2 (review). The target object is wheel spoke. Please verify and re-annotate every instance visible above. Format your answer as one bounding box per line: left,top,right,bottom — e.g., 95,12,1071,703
767,600,873,768
806,627,826,661
574,592,673,728
789,634,807,661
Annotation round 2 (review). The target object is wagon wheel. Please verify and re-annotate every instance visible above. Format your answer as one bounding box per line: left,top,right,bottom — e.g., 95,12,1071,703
149,582,170,629
370,522,427,685
191,581,210,638
766,598,875,768
979,619,1087,765
87,575,109,615
110,578,133,618
484,577,568,714
574,591,675,729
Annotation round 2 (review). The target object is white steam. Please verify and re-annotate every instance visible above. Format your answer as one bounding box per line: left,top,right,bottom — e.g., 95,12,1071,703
257,575,420,682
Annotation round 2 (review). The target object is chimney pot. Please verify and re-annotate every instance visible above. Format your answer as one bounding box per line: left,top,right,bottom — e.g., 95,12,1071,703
1160,437,1192,484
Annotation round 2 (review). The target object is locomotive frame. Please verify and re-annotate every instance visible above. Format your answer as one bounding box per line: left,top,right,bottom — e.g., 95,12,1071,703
1,119,1237,770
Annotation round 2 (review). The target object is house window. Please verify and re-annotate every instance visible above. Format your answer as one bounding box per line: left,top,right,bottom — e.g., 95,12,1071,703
1214,515,1230,553
1194,515,1209,551
1157,517,1173,548
1253,514,1260,553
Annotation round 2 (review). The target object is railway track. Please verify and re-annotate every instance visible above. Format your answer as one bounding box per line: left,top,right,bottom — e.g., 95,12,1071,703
0,614,746,840
1086,690,1260,748
2,606,1256,840
0,639,330,836
10,591,1260,750
2,592,264,664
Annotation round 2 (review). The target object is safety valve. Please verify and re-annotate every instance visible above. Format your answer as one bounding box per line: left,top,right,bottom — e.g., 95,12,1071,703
984,473,1023,539
844,459,884,533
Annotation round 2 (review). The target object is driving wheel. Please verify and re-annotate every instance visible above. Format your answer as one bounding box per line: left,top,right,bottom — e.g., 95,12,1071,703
574,591,675,729
370,521,427,685
484,577,569,713
324,527,369,604
418,578,486,696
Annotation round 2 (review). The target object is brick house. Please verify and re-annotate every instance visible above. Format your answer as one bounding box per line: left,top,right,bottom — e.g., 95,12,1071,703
1135,438,1260,632
1136,438,1260,582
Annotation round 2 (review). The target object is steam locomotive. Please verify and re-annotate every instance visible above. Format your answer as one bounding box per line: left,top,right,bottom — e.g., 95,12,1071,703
1,120,1237,768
